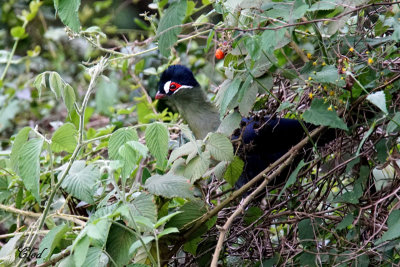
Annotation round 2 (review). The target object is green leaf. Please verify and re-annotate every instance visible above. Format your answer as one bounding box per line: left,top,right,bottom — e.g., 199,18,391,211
51,123,78,153
10,26,26,39
118,144,138,180
169,141,198,164
166,200,207,229
336,214,354,230
156,0,187,57
18,138,43,202
184,152,211,183
10,127,31,172
49,72,64,99
217,111,241,136
310,65,339,84
223,156,244,186
220,78,241,117
129,236,154,255
126,141,149,158
95,76,118,115
244,207,263,226
206,133,233,161
298,219,314,246
205,30,215,52
108,128,139,160
144,174,194,200
309,0,337,11
366,91,388,115
74,235,90,267
105,223,136,267
37,224,70,264
33,73,46,97
129,193,157,224
82,247,108,267
62,84,76,115
239,82,258,116
86,218,111,244
157,227,179,239
0,234,22,261
55,0,81,32
244,35,261,60
145,123,169,164
303,98,348,130
387,112,400,133
155,211,182,228
261,27,285,52
278,160,305,199
376,210,400,244
61,161,99,204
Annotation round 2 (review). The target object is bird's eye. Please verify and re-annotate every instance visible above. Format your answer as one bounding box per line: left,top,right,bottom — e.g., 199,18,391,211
169,82,181,92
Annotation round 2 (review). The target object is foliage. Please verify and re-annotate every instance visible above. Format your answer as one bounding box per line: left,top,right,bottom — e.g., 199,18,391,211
1,0,400,266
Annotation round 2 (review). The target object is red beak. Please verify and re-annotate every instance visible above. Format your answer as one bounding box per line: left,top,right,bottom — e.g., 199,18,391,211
155,92,166,99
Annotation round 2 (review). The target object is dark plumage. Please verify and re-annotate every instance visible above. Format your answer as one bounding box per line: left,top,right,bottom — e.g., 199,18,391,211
156,65,333,189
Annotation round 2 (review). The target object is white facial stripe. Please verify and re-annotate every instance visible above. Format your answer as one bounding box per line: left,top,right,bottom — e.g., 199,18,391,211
172,85,193,94
164,81,171,93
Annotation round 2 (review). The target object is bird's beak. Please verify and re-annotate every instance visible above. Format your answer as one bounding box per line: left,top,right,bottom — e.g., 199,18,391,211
155,92,166,99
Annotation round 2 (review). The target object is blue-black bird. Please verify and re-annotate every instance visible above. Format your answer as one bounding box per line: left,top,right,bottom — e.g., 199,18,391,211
156,65,333,188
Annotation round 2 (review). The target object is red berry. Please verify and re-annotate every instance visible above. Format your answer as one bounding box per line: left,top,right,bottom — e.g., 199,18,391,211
215,48,225,60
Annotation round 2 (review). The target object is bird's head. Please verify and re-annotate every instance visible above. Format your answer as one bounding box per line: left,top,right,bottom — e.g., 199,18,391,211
156,65,199,99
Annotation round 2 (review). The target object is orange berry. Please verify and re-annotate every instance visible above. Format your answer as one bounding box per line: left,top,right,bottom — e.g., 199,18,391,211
215,49,225,60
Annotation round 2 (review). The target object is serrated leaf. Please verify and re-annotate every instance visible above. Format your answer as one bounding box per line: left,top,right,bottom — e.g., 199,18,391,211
156,0,187,57
51,123,78,153
37,224,70,264
367,91,388,115
10,127,31,172
49,72,64,99
108,128,139,160
145,123,169,164
18,138,43,202
184,152,211,183
239,83,258,116
303,98,348,130
144,174,194,200
61,161,99,204
55,0,81,32
157,227,179,239
62,84,76,115
223,156,244,186
206,133,233,161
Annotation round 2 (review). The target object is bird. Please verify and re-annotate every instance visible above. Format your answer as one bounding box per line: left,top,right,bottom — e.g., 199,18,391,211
155,65,334,189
